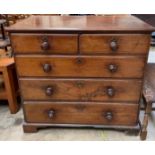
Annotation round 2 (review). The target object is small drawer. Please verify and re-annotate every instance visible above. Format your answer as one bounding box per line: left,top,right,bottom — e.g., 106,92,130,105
20,78,142,102
15,55,146,78
80,34,150,54
24,102,139,126
11,33,78,54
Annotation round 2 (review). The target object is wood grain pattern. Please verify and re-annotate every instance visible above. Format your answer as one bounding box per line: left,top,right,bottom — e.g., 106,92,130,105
15,55,146,78
20,78,142,102
143,63,155,102
141,63,155,140
7,15,154,132
80,34,150,54
0,58,19,114
6,15,155,33
11,34,78,54
24,101,139,126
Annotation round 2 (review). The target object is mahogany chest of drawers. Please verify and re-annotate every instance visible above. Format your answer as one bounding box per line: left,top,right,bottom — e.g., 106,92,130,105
7,15,155,133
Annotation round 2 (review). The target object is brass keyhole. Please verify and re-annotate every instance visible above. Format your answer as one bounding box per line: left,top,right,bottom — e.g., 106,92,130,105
76,58,83,65
76,81,85,88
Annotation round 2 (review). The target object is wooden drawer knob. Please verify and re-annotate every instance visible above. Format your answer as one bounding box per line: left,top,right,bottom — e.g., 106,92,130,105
110,39,118,51
43,64,52,73
48,110,55,119
108,64,117,73
41,41,49,51
106,87,115,97
105,112,113,120
45,86,54,96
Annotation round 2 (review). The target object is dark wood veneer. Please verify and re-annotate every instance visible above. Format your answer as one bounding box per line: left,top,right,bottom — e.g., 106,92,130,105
7,15,155,138
24,102,139,126
6,15,155,33
11,34,78,54
15,55,146,78
20,78,142,102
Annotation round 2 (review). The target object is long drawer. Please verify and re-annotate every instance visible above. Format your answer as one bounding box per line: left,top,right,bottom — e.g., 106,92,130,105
24,102,139,125
80,34,150,54
20,78,142,102
15,55,146,78
11,34,78,54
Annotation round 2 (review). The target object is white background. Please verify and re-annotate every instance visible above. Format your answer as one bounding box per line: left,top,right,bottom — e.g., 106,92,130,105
0,0,155,14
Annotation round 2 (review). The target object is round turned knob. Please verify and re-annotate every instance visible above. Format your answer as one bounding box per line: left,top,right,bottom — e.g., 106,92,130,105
41,41,49,51
105,112,113,120
48,110,55,119
45,86,54,96
106,87,115,97
110,40,118,51
108,64,117,73
43,64,52,73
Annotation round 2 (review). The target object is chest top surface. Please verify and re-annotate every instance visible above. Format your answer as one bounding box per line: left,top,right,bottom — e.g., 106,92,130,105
6,15,155,33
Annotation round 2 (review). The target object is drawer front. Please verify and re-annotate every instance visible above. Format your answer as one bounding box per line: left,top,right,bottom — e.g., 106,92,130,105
20,78,142,102
24,102,139,126
80,34,150,54
11,34,78,54
15,55,146,78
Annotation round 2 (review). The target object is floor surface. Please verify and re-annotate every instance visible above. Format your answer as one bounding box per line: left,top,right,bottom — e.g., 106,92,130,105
0,103,155,141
